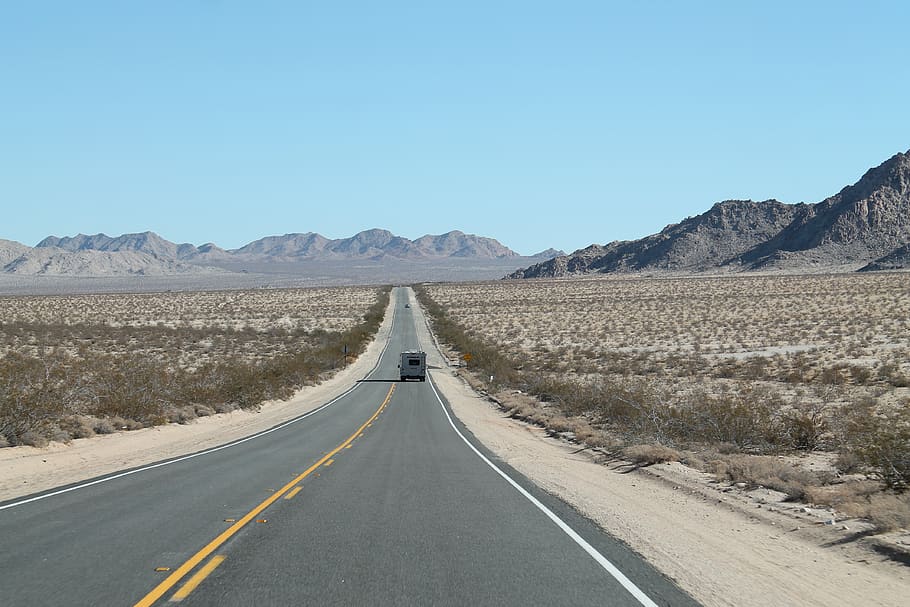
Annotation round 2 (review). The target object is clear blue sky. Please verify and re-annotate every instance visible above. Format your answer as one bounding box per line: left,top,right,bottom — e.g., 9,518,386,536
2,1,909,255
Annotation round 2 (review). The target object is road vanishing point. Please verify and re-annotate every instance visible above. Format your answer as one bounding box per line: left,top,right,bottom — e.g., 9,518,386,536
0,287,699,606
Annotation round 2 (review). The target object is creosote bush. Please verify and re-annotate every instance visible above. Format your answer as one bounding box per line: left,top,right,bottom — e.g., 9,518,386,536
841,401,910,492
623,444,682,465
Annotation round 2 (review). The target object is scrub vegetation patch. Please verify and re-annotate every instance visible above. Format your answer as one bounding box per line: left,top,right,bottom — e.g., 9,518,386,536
416,274,910,530
0,286,390,446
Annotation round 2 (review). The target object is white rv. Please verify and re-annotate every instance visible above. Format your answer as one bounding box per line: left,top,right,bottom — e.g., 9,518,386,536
399,351,427,382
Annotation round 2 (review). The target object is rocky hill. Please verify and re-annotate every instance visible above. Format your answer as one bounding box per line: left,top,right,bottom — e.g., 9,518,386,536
510,149,910,278
0,239,31,267
231,232,331,259
412,230,518,258
860,243,910,272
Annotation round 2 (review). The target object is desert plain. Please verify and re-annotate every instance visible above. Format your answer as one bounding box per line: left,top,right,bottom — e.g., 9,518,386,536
1,275,909,606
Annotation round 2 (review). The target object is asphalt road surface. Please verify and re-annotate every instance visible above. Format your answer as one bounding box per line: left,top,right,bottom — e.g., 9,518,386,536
0,287,699,606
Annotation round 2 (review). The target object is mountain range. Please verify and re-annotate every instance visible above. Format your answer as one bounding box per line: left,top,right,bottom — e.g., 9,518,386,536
509,149,910,278
1,229,554,276
5,149,909,280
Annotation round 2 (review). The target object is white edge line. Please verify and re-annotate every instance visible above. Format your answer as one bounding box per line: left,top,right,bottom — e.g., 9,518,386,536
0,296,398,512
427,374,660,607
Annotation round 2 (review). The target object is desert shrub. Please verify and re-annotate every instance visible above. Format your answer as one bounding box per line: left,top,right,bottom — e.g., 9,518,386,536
194,404,216,417
50,427,73,443
93,418,116,434
18,431,49,448
803,480,880,509
841,401,910,492
58,415,97,439
818,364,849,385
109,416,144,431
0,352,66,444
778,403,830,451
834,451,863,474
166,406,197,425
816,483,910,532
860,493,910,531
706,454,824,500
673,388,781,452
849,365,873,385
878,363,910,387
623,444,682,465
89,354,175,422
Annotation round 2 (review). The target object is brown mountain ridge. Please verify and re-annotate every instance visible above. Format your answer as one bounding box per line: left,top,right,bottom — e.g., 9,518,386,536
509,149,910,278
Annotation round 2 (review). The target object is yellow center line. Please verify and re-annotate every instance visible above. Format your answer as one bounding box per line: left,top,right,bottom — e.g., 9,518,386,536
170,556,226,602
323,459,334,467
284,486,303,500
133,383,395,607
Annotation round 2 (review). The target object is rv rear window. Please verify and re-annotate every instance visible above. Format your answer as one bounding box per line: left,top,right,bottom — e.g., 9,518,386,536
408,359,421,366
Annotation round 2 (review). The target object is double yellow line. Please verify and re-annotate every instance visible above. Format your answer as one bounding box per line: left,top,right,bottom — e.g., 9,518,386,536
134,383,396,607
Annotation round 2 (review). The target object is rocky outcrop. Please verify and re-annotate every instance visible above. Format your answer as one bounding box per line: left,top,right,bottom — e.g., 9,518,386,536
860,244,910,272
738,151,910,269
0,239,31,267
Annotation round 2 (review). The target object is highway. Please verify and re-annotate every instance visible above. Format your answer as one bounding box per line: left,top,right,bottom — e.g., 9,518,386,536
0,287,698,606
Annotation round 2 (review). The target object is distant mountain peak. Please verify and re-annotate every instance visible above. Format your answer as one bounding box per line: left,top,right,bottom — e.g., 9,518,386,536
531,248,566,259
840,149,910,201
